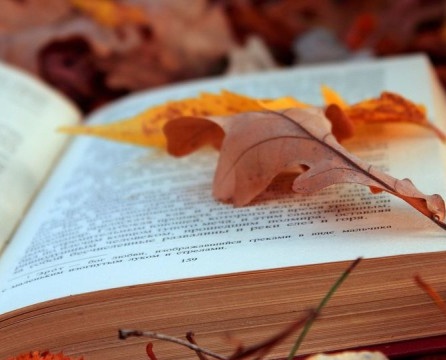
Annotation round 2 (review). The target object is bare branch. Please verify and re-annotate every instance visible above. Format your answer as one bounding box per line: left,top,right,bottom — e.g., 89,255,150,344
119,329,228,360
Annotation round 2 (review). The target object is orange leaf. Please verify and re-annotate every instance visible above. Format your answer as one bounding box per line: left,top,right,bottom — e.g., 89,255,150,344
163,108,446,230
60,90,295,148
345,92,446,142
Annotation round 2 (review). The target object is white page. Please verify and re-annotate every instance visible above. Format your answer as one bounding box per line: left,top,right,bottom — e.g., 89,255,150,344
0,62,81,250
1,54,446,314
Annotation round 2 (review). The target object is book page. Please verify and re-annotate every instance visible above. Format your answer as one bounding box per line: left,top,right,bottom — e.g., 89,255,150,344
0,62,81,250
1,54,446,314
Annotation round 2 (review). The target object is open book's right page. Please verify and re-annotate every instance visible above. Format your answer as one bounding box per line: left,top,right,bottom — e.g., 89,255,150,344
1,54,445,315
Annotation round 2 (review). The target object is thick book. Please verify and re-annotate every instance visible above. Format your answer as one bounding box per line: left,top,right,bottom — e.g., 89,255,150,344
1,54,446,360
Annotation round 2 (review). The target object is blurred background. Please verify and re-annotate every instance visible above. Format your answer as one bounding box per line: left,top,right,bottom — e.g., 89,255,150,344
1,0,445,113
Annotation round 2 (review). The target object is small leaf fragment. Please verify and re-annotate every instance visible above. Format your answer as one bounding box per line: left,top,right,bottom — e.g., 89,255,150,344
321,84,349,109
324,104,355,142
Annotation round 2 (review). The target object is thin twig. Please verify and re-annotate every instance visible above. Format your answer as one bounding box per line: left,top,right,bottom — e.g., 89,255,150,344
119,329,228,360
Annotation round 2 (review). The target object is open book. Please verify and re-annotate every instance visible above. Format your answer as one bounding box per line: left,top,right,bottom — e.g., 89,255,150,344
2,54,446,360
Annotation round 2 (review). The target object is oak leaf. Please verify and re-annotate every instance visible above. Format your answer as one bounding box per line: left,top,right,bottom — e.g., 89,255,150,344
163,107,446,230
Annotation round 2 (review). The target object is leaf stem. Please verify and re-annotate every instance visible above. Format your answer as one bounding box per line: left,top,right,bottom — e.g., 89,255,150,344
287,257,362,360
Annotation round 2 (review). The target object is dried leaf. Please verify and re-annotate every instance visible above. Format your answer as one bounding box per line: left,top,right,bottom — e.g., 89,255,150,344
164,108,446,229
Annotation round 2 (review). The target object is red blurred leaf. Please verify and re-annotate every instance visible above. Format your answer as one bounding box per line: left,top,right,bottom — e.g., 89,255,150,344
7,350,82,360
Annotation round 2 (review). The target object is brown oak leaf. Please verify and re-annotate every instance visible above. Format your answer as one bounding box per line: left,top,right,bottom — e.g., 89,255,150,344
164,107,446,230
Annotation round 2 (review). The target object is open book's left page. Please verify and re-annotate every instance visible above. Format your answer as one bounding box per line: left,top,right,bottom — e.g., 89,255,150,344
0,62,81,250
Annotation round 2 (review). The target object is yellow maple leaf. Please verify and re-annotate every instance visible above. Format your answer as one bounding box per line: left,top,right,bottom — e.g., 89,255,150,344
70,0,148,28
60,90,303,148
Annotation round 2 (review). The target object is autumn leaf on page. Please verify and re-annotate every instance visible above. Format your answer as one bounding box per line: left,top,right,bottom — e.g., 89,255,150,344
60,90,308,148
164,107,446,230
